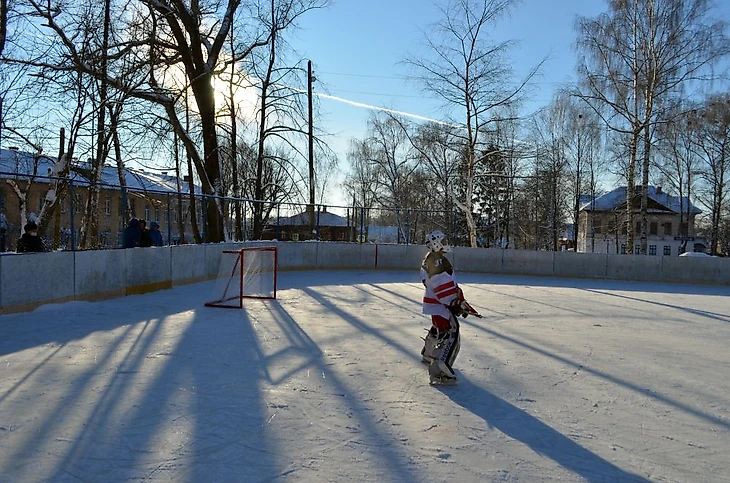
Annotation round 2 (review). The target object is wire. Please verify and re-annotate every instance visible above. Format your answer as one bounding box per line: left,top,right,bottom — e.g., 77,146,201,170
326,87,425,99
318,71,408,81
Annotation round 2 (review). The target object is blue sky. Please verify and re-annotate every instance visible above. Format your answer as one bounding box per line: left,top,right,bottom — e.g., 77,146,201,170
287,0,610,204
286,0,730,206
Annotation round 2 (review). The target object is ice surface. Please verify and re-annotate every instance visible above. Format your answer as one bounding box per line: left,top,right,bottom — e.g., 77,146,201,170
1,271,729,482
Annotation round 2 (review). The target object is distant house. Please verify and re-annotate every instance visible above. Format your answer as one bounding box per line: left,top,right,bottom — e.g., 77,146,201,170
263,207,357,242
578,186,704,256
0,148,203,250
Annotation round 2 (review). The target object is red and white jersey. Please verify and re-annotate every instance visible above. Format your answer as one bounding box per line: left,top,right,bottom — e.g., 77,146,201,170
420,251,460,318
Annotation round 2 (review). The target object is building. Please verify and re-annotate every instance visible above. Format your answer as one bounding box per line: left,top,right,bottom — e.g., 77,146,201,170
263,207,357,242
577,186,704,256
0,148,203,250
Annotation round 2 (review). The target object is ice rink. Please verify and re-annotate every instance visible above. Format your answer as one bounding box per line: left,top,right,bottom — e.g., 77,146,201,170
1,270,729,482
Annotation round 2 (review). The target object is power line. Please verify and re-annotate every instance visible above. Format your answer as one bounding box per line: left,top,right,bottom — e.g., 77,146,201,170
318,71,408,81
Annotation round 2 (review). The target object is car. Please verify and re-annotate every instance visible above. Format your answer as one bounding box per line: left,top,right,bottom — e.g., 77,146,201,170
679,251,712,257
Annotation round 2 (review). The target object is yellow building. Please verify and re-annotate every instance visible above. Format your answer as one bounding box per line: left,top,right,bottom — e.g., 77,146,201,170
1,148,204,251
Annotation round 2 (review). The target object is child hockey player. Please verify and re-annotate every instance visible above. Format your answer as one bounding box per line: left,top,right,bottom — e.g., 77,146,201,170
420,230,476,384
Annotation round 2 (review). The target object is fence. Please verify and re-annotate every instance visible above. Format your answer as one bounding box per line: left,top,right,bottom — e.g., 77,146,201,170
0,170,471,252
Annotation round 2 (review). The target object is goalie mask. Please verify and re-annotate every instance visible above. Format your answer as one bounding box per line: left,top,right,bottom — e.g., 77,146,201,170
426,230,450,253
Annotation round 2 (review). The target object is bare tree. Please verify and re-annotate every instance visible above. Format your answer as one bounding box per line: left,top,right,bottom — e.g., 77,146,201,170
17,0,272,243
692,95,730,254
247,0,329,238
358,114,419,242
528,102,572,251
0,0,7,57
560,96,603,251
408,0,541,247
655,102,702,253
577,0,728,254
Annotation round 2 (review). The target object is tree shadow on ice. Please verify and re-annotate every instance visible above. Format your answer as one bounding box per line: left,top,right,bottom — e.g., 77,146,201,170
461,272,730,296
0,283,203,357
277,269,419,290
583,288,730,324
17,300,284,482
438,376,649,482
462,318,730,433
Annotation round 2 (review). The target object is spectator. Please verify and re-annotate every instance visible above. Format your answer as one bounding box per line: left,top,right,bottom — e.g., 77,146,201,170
149,221,164,247
139,220,153,247
123,217,141,248
16,221,45,253
0,213,7,252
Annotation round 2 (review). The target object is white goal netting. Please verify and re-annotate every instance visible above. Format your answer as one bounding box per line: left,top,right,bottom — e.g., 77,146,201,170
205,247,277,308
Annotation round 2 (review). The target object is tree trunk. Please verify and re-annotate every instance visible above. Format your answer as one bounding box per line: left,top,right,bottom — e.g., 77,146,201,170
640,123,650,255
190,72,224,243
173,132,186,244
626,131,638,254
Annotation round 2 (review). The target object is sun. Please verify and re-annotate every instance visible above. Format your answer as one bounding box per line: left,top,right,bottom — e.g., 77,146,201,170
212,68,260,124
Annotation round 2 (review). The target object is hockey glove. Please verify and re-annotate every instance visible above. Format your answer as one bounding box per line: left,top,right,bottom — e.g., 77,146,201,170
448,288,470,317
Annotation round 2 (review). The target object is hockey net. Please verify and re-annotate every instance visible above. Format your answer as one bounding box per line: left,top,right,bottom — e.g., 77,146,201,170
205,247,278,308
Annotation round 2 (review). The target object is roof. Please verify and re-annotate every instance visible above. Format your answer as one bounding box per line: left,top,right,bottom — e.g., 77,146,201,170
0,148,202,195
580,186,701,215
274,211,349,227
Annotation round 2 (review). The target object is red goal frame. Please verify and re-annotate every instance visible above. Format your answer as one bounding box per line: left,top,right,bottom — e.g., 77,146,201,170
205,246,278,308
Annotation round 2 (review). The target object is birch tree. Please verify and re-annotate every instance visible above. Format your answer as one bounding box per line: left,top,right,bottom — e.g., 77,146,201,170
577,0,728,254
408,0,540,247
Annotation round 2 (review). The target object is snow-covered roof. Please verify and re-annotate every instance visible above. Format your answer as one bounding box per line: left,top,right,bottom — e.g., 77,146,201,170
274,211,349,227
580,186,701,215
0,148,202,195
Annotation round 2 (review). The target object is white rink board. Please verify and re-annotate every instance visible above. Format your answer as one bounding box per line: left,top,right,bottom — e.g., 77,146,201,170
0,251,74,309
75,249,126,299
170,244,207,284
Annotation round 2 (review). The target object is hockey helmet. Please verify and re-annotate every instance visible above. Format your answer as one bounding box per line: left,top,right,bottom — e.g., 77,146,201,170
426,230,449,252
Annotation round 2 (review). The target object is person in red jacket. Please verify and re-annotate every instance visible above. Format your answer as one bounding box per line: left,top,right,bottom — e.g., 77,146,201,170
420,230,473,384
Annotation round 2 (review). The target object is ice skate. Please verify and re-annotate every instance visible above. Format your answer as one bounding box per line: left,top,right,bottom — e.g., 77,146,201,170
428,359,457,385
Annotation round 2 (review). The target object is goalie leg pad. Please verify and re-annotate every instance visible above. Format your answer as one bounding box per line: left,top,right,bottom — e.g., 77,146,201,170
428,316,460,380
421,327,440,364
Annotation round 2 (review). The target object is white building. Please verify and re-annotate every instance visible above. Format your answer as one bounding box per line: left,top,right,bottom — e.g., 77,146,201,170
577,186,705,256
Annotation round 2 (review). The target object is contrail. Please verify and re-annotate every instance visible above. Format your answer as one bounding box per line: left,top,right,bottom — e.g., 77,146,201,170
284,82,457,127
313,91,460,127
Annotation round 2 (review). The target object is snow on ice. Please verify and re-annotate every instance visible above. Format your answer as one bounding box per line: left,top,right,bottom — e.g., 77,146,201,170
1,270,729,482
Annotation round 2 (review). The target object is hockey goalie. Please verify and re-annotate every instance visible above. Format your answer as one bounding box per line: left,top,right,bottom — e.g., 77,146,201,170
420,230,480,384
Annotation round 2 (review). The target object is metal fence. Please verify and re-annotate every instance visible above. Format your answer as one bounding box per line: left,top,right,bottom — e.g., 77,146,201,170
0,171,471,252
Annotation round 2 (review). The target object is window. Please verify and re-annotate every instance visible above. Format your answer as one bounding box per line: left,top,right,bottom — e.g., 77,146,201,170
144,205,151,221
663,222,672,236
155,208,160,222
663,245,671,256
593,217,602,234
130,199,136,217
621,243,627,254
173,210,178,223
635,244,641,254
649,245,657,256
635,221,641,234
680,222,688,236
649,222,658,236
105,196,112,216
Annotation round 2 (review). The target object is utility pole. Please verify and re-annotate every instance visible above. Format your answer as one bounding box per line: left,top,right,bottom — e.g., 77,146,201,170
307,60,316,235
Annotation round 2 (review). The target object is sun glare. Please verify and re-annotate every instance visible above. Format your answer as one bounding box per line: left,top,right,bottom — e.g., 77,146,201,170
212,71,259,123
